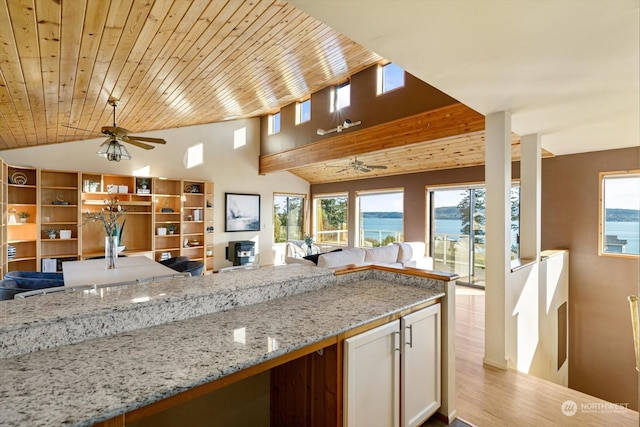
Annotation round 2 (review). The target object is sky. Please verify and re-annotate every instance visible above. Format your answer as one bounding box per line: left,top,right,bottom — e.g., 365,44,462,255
605,176,640,210
359,192,403,212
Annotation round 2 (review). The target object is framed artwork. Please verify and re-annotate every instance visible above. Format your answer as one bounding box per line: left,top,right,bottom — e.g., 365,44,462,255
225,193,261,232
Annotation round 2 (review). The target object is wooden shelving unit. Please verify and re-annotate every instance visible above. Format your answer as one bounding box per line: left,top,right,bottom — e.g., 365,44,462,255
181,180,205,263
39,169,80,271
153,178,182,263
1,168,213,273
81,174,153,259
204,182,214,274
6,166,38,272
1,160,7,277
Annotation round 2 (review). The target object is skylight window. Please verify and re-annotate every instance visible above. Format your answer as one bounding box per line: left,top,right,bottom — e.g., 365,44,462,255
269,112,281,135
296,99,311,124
330,81,350,113
378,63,405,94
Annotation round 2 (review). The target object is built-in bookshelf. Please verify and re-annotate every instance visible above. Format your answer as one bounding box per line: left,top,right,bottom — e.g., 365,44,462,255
39,169,80,272
1,167,214,275
6,165,38,273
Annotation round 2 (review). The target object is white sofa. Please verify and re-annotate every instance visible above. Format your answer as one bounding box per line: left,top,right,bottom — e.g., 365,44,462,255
285,242,434,270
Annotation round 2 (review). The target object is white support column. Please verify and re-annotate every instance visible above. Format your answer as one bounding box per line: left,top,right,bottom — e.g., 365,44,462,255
484,111,511,370
519,134,541,260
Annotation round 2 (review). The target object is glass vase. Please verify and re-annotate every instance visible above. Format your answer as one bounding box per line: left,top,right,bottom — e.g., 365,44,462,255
105,235,118,269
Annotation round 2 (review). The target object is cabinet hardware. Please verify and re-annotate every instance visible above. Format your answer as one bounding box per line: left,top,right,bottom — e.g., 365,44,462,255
394,330,401,351
406,324,413,348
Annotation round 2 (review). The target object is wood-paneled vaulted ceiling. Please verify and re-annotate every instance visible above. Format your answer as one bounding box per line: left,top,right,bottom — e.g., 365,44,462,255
0,0,551,184
0,0,381,150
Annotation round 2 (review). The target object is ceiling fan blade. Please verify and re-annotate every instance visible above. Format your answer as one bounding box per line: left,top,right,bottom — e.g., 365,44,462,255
63,124,101,135
120,136,155,150
358,167,372,172
336,168,350,173
126,135,166,144
366,165,387,169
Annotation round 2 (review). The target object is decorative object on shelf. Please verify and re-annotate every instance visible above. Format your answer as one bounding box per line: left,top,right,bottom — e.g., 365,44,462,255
189,240,200,247
8,209,17,224
83,193,125,269
166,224,177,234
7,245,16,260
52,192,70,205
206,226,214,233
137,178,150,194
225,193,260,232
18,211,30,223
304,234,315,256
157,227,167,236
206,200,212,208
83,179,100,192
47,229,57,239
185,184,201,193
59,230,72,239
161,199,173,212
183,238,189,248
10,172,28,185
206,249,213,257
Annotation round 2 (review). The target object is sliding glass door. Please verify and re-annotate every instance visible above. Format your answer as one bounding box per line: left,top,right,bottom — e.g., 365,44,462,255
429,186,519,287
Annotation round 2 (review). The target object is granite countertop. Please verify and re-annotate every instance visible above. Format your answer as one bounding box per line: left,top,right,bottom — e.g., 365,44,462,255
0,266,446,426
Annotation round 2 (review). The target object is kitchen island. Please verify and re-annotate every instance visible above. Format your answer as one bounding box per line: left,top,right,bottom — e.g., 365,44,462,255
0,264,457,426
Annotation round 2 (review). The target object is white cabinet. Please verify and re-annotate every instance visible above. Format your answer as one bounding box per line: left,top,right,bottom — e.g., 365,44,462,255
344,304,441,427
344,320,400,427
401,303,441,427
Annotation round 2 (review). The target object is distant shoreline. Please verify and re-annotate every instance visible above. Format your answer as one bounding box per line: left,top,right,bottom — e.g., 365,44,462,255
365,208,640,223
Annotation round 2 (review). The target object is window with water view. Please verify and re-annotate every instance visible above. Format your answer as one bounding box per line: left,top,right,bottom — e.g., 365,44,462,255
356,190,404,247
600,171,640,256
429,186,520,286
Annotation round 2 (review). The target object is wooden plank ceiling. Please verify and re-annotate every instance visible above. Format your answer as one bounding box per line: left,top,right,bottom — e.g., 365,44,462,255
0,0,548,184
0,0,381,150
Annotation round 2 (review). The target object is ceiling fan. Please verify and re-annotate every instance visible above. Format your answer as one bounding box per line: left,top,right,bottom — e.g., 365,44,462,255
317,118,362,136
333,157,388,173
65,98,167,161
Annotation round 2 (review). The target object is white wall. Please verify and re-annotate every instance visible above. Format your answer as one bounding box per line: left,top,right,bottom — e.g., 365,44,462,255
0,118,309,270
506,250,569,386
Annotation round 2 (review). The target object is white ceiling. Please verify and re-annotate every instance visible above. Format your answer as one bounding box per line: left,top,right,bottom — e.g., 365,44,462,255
288,0,639,156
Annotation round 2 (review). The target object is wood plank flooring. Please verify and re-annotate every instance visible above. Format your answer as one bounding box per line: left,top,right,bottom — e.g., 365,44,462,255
453,286,639,426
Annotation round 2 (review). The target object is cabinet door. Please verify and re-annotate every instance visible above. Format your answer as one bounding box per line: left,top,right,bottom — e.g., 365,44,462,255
344,320,400,427
401,304,441,427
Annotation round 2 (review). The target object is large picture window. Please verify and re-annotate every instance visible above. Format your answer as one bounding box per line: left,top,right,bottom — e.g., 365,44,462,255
313,194,348,246
600,171,640,256
273,194,305,243
356,190,404,247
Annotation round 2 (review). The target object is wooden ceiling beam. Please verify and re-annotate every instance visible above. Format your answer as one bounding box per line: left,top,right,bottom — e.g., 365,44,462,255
259,103,485,174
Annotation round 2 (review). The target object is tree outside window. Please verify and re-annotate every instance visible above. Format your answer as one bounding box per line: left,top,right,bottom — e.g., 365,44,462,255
274,194,304,243
314,195,348,246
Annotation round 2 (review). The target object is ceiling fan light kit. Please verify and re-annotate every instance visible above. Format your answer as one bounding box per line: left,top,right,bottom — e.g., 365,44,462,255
317,118,362,136
96,140,131,162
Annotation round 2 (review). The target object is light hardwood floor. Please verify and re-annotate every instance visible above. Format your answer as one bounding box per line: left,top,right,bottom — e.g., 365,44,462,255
454,286,639,426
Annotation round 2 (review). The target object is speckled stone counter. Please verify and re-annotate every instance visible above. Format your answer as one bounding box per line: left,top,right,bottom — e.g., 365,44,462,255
0,265,448,427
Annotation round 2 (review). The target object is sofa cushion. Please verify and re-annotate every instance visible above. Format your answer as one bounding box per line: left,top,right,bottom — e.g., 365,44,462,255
317,248,365,268
396,242,426,263
364,244,400,264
